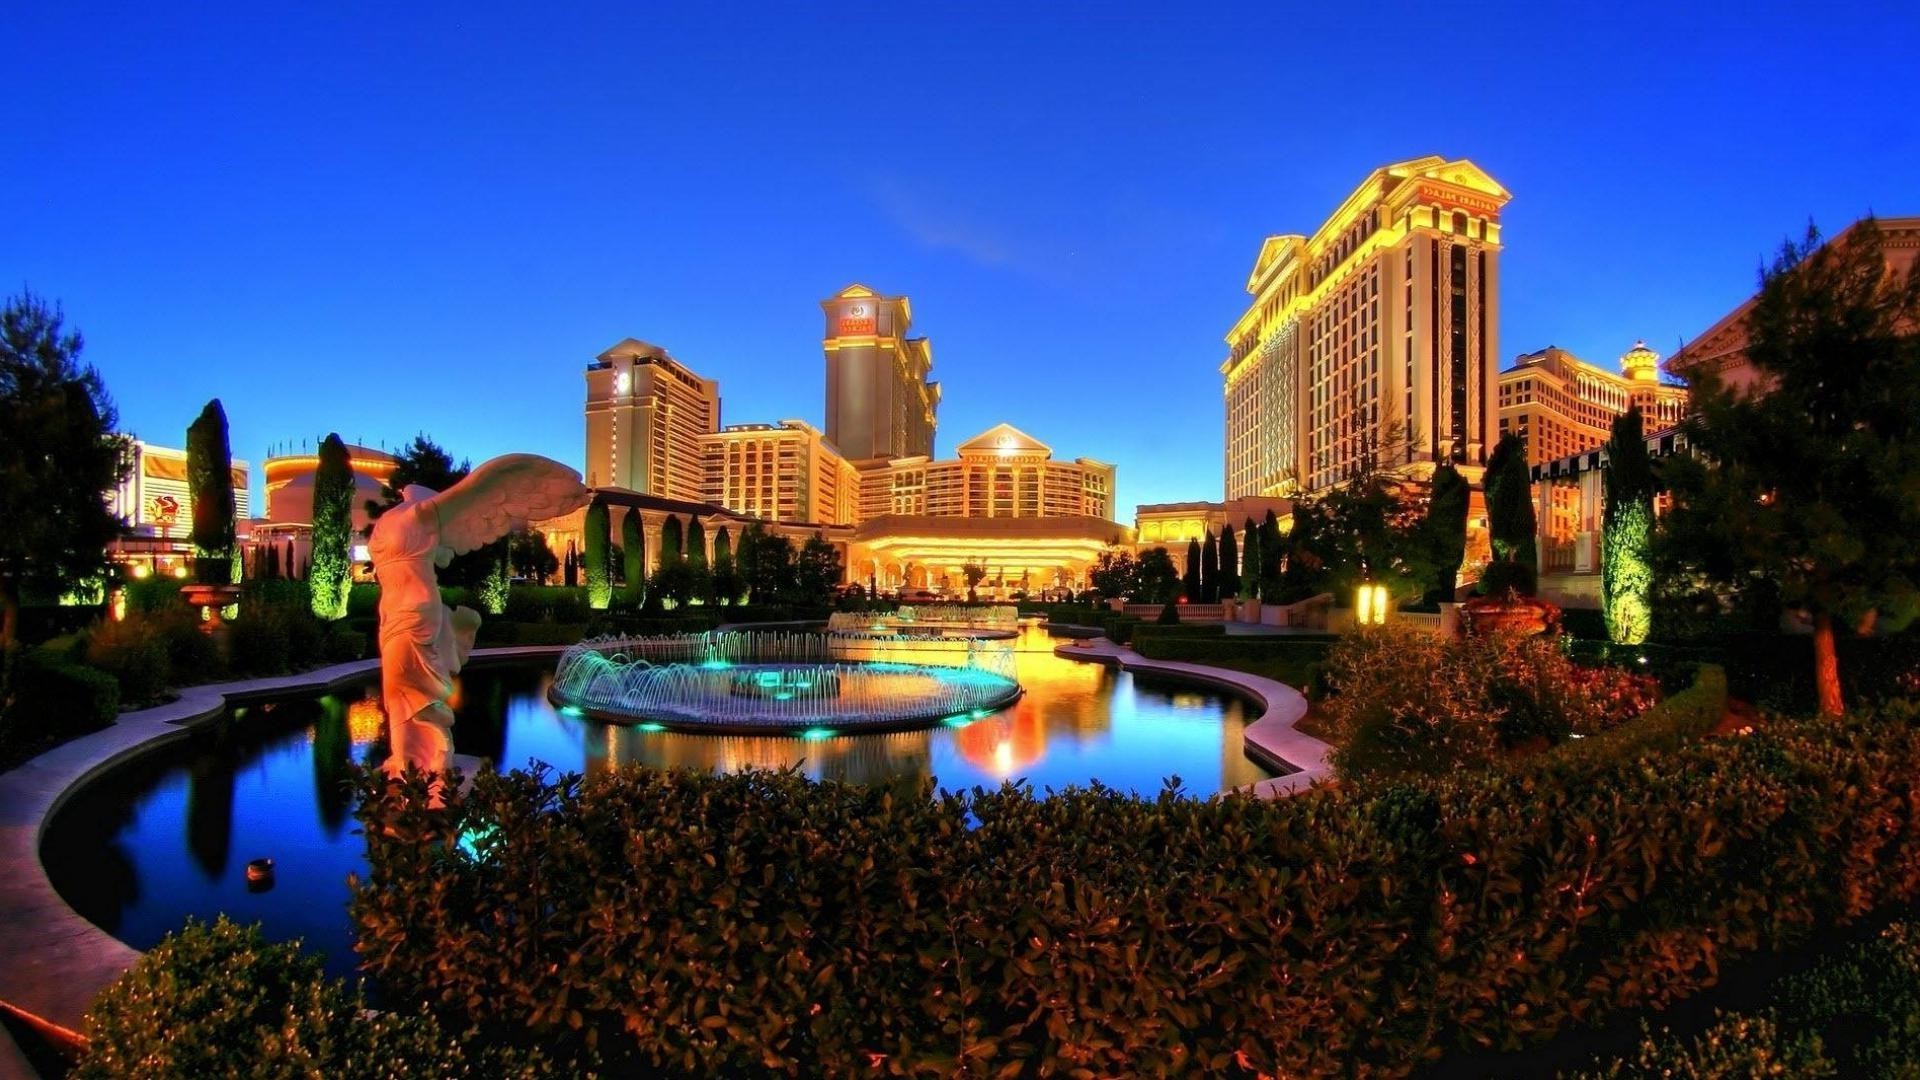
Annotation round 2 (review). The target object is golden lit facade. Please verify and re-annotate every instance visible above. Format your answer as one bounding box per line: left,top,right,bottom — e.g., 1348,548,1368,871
822,285,938,462
856,424,1113,523
584,338,720,501
1133,496,1293,551
848,424,1122,595
1224,157,1509,497
699,419,859,526
1498,342,1689,467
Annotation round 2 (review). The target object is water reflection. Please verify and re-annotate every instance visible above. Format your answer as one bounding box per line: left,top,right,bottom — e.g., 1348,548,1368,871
42,624,1271,976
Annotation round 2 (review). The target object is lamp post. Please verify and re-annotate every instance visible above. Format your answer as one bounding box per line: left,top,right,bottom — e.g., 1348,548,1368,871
1355,580,1390,627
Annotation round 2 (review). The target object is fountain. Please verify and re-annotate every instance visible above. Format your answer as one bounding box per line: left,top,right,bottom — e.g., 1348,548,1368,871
826,604,1020,640
549,631,1022,734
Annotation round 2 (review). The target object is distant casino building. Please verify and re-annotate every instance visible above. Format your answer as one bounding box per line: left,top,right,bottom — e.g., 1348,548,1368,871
1223,156,1509,497
107,440,251,576
822,285,939,462
583,338,720,501
566,290,1123,596
1498,342,1689,467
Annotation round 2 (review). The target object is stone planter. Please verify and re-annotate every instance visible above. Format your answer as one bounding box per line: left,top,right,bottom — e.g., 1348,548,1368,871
1460,591,1561,637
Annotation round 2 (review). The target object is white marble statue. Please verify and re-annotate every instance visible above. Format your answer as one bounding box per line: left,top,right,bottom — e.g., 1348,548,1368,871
369,454,589,784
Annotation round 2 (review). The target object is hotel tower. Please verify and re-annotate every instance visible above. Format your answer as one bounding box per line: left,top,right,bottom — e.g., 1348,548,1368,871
821,284,939,462
1223,156,1510,497
583,338,721,501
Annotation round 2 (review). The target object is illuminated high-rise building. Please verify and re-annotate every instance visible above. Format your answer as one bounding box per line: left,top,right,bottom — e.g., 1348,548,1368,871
699,419,859,526
1498,342,1689,467
1223,156,1510,497
822,284,939,462
583,338,720,501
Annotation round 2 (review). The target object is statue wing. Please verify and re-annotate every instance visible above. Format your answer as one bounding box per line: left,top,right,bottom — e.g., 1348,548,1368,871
424,454,591,556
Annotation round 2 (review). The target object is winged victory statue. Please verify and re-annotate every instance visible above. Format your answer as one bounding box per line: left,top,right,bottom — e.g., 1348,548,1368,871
368,454,590,781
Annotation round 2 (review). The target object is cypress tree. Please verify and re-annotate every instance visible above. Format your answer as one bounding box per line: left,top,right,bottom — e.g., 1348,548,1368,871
1201,530,1220,602
1219,524,1240,601
1239,518,1259,600
479,544,510,615
620,510,646,610
686,517,707,569
309,433,353,620
1183,537,1202,602
1422,462,1471,604
712,526,736,605
1485,433,1538,567
1259,510,1284,600
186,399,237,584
1278,502,1321,602
661,515,683,565
584,498,612,610
1602,407,1656,644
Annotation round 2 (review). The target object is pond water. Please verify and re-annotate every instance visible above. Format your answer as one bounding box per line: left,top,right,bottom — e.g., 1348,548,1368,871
42,625,1271,977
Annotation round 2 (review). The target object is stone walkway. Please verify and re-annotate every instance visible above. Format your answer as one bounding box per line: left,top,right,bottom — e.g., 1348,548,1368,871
0,646,565,1047
1052,637,1331,798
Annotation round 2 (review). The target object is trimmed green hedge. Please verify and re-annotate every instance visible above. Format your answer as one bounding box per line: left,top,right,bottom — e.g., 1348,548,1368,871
75,917,571,1079
0,647,119,769
352,700,1920,1076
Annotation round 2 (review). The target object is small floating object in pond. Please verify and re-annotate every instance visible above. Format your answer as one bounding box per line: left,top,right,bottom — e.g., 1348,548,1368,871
245,858,275,889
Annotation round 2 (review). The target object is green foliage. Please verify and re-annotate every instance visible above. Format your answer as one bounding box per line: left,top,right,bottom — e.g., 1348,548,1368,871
308,434,354,620
1276,501,1323,602
1420,462,1471,604
1565,1014,1832,1079
1,645,118,768
618,511,645,610
794,532,843,607
1661,218,1920,714
1259,509,1286,601
75,916,570,1080
1183,537,1201,601
1484,431,1539,583
354,702,1920,1078
685,516,706,569
1478,557,1539,598
1238,519,1259,601
368,433,468,518
1218,524,1239,601
477,544,510,616
507,529,558,584
583,499,611,611
659,514,682,565
1156,599,1181,624
709,527,738,605
743,527,793,604
0,290,129,647
84,611,181,705
1088,548,1138,600
185,399,237,585
1602,408,1657,644
1134,547,1180,603
1322,625,1659,779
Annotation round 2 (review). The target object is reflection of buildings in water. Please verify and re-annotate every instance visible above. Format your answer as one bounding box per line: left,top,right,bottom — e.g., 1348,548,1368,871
953,704,1048,779
587,726,934,786
346,693,386,745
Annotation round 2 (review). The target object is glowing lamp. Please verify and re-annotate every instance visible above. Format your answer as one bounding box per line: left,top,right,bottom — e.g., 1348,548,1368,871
132,564,151,580
1355,583,1390,627
172,565,189,579
110,589,127,622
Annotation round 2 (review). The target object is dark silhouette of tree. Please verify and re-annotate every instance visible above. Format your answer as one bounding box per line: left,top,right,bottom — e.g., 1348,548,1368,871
1662,218,1920,716
1220,523,1241,601
1481,432,1538,596
1420,462,1471,605
0,290,126,646
583,498,611,610
620,512,646,610
186,399,236,584
1183,538,1202,602
1135,547,1181,604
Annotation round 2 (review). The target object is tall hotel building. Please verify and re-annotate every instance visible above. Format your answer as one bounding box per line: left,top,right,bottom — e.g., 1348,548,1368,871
822,285,939,462
1498,342,1690,467
1223,157,1510,497
583,338,721,501
701,419,860,526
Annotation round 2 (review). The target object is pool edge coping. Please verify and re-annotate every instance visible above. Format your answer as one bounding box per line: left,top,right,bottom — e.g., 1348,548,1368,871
1050,637,1332,799
0,645,567,1038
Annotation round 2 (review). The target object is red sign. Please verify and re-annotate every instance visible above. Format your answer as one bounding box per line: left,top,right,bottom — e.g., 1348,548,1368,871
837,318,875,336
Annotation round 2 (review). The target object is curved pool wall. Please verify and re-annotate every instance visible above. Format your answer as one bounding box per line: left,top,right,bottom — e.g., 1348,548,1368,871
549,631,1023,733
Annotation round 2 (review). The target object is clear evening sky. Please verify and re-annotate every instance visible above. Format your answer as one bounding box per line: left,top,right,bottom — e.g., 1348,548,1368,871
9,3,1918,514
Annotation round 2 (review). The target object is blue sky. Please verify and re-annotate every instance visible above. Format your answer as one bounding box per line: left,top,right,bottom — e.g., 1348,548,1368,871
10,2,1918,513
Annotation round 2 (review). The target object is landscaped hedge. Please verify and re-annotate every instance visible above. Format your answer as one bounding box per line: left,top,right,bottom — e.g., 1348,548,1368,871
0,647,118,769
351,701,1920,1077
74,916,571,1079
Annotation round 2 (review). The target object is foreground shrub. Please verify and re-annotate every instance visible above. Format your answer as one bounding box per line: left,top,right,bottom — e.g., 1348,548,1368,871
0,646,118,767
353,704,1920,1077
83,614,174,706
76,917,570,1079
1565,920,1920,1079
1323,625,1659,779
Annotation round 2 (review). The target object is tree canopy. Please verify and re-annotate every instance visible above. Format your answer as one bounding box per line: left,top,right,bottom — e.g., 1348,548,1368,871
1661,218,1920,715
309,434,355,620
186,398,236,585
0,290,126,645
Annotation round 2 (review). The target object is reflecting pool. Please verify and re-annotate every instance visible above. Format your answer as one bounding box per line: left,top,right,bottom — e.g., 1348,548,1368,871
43,625,1271,976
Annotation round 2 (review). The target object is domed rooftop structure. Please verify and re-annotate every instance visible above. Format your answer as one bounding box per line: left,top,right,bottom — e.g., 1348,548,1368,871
1621,340,1661,381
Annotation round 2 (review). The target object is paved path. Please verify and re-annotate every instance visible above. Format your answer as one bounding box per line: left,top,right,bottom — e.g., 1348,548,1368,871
0,646,565,1044
1053,637,1332,798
